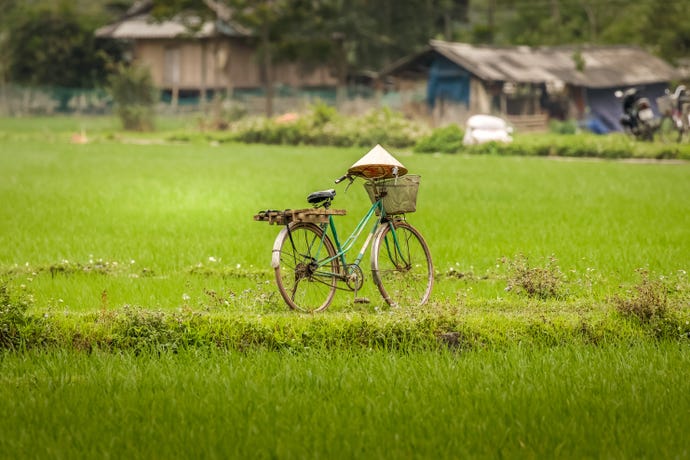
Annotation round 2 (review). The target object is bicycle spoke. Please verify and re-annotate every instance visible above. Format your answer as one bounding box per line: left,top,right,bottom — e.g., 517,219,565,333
372,222,433,308
274,223,338,312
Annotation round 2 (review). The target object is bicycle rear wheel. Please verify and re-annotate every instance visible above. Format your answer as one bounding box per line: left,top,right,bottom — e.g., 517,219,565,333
273,222,338,312
371,221,433,308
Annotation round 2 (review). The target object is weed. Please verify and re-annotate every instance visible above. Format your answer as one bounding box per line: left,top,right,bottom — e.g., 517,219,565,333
613,269,669,322
501,254,566,300
0,280,32,350
109,306,179,354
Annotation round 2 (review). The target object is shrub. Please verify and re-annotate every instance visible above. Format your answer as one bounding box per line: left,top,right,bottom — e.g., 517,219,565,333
108,64,157,131
549,119,578,134
230,104,423,148
462,133,690,160
502,254,566,300
414,124,464,153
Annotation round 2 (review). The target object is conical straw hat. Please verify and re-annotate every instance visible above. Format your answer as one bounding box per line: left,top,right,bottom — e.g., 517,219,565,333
347,144,408,178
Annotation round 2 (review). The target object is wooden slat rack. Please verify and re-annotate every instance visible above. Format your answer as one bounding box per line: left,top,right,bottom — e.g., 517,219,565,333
254,208,346,225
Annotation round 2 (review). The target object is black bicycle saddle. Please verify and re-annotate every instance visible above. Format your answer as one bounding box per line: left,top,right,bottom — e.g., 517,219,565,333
307,189,336,205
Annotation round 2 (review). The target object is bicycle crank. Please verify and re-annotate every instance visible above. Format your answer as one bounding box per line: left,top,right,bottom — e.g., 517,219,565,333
345,264,365,291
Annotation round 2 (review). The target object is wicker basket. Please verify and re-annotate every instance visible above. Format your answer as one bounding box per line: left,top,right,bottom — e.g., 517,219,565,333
364,174,420,215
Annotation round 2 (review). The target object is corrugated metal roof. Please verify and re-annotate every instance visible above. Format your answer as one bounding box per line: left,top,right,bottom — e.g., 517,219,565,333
386,40,678,88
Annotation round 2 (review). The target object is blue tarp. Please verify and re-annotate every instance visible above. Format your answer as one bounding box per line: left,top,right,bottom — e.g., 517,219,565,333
427,56,470,108
586,83,668,133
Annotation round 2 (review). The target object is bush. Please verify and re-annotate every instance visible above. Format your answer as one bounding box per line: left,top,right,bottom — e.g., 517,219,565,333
108,64,157,131
414,124,465,154
200,106,690,160
549,119,578,135
464,133,690,160
230,104,425,148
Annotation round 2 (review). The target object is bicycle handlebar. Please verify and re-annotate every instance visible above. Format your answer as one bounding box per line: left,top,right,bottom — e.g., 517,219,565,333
334,174,350,184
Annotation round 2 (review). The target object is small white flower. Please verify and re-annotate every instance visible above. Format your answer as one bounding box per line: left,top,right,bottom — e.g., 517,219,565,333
236,263,241,269
130,260,136,264
209,256,217,262
182,293,191,301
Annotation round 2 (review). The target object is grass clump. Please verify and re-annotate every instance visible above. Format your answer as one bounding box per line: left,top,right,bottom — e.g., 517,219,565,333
613,269,669,322
0,280,32,350
501,254,566,300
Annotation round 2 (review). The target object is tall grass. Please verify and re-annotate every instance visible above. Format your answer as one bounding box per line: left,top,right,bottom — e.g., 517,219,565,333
0,343,688,459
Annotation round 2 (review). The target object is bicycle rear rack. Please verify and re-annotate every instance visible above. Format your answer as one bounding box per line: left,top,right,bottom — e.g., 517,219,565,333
254,208,346,225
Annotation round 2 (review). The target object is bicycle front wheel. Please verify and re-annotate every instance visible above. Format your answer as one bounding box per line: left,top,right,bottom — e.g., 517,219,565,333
273,222,338,313
371,221,433,308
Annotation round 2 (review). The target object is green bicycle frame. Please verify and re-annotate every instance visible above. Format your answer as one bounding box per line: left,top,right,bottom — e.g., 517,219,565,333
306,198,406,279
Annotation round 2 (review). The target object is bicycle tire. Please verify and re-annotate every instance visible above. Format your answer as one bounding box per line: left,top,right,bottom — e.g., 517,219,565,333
371,221,433,308
273,222,338,312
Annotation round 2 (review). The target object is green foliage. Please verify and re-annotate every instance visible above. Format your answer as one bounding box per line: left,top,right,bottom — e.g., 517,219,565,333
0,280,31,350
225,112,690,159
107,65,157,131
613,270,669,322
230,104,425,148
413,124,465,153
488,0,690,64
464,133,690,160
549,119,578,135
3,293,689,352
501,254,566,300
3,1,122,90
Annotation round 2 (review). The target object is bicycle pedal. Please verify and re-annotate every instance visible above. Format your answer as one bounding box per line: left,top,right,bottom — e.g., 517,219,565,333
354,297,370,304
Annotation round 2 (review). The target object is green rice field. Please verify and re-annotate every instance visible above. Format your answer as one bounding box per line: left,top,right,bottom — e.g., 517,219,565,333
1,116,689,459
1,344,689,459
1,116,689,311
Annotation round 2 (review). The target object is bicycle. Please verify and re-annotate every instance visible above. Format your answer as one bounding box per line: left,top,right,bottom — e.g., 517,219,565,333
255,172,434,313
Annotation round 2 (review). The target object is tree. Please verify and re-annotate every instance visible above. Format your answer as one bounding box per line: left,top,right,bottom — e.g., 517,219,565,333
2,0,126,109
471,0,690,66
151,0,472,114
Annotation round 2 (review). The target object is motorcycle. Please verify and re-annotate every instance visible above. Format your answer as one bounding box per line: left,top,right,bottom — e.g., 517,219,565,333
656,85,690,143
615,88,658,141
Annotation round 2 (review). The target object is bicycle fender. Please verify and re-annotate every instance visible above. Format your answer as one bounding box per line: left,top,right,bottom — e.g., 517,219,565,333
271,227,289,269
